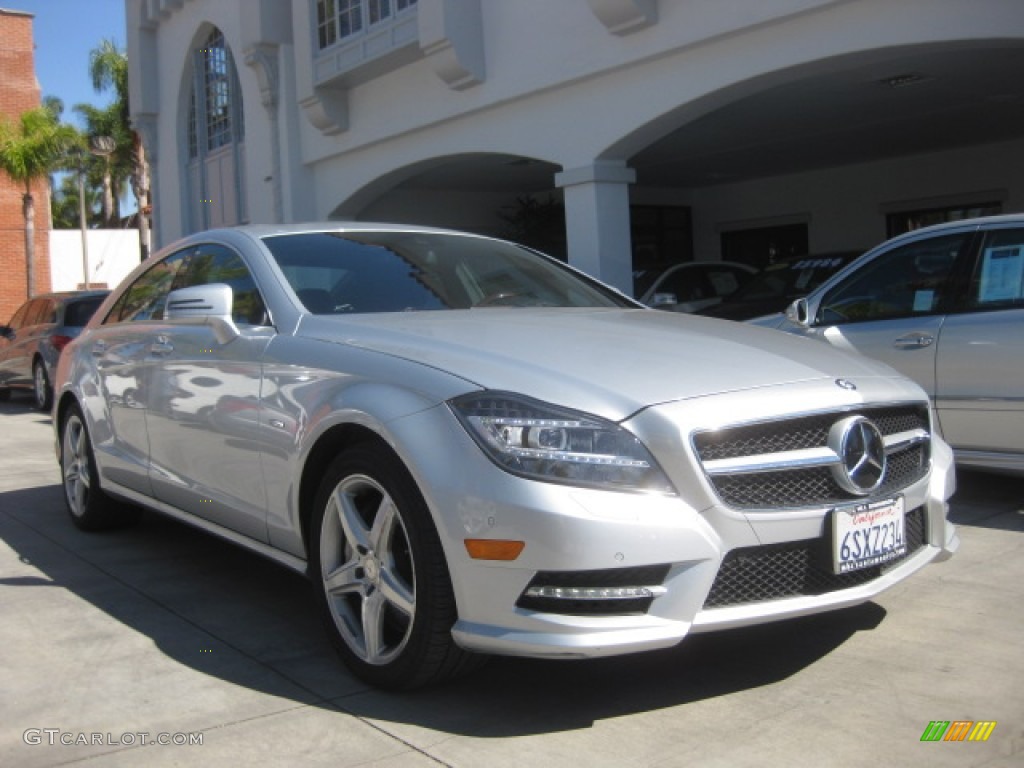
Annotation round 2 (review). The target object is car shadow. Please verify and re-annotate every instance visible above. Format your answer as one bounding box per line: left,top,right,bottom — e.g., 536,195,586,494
0,396,52,424
0,482,887,738
948,469,1024,532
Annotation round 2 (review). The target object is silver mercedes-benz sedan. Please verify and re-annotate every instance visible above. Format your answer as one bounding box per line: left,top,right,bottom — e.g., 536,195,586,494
53,223,958,689
753,215,1024,476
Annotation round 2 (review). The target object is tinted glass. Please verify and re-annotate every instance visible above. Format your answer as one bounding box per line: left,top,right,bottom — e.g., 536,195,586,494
735,254,858,302
968,228,1024,310
263,231,631,313
6,301,31,329
23,299,49,326
817,235,968,325
105,253,189,323
173,244,268,325
63,296,108,327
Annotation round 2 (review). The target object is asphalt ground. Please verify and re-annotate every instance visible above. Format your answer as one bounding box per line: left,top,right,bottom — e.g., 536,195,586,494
0,392,1021,767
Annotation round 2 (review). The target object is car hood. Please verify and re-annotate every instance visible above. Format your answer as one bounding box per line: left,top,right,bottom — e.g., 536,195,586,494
297,308,904,421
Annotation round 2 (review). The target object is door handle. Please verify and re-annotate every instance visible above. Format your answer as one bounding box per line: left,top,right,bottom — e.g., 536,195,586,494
893,333,935,349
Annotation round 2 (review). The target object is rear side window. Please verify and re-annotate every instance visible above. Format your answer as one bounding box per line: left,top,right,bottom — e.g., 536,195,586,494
63,297,107,327
23,299,49,326
817,233,968,325
968,228,1024,310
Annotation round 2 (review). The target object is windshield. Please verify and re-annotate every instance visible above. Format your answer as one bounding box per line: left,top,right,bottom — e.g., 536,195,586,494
731,254,860,302
262,231,634,313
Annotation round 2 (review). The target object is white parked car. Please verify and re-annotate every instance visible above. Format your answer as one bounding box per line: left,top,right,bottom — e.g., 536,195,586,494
754,215,1024,475
54,223,958,689
637,260,755,313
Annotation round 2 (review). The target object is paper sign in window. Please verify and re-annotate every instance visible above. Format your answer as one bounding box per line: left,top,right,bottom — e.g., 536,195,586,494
978,246,1024,303
913,290,935,312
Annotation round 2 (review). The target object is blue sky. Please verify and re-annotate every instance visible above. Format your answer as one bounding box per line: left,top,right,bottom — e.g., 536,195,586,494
3,0,127,128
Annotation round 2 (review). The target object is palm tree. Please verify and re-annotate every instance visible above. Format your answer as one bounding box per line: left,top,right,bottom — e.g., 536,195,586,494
88,39,151,257
0,106,80,295
73,101,130,226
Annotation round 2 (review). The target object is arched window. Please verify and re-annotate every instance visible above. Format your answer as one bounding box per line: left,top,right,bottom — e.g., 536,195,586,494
185,27,246,232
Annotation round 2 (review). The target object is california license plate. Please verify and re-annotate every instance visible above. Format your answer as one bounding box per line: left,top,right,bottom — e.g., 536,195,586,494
832,496,906,574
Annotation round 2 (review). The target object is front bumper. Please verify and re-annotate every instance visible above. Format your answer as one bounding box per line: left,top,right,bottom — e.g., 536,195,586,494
387,392,957,660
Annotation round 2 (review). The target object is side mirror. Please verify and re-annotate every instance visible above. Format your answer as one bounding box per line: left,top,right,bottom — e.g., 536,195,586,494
165,283,239,344
785,297,811,327
650,292,678,308
0,325,12,339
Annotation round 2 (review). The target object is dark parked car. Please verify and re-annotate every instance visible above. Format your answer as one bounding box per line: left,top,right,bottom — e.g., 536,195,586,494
698,252,861,321
0,291,109,410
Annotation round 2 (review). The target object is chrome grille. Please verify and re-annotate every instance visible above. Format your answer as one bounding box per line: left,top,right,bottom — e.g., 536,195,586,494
703,505,927,609
693,405,930,509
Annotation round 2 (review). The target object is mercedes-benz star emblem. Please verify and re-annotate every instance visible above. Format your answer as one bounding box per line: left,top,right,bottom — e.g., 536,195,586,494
828,416,886,495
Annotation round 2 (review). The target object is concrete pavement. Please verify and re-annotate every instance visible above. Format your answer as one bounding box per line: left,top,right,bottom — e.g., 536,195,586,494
1,392,1021,767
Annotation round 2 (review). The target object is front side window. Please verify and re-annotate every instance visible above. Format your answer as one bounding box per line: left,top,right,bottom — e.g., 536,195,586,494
817,233,968,325
263,231,633,314
172,245,268,326
969,228,1024,310
105,253,189,324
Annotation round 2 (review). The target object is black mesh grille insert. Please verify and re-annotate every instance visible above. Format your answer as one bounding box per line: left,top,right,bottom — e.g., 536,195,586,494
693,405,929,461
703,505,926,609
693,405,930,509
711,445,927,508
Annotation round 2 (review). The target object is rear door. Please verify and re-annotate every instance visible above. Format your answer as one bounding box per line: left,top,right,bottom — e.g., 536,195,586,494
934,225,1024,457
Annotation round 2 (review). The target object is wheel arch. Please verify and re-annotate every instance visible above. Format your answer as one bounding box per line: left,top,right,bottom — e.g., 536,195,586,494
298,422,397,556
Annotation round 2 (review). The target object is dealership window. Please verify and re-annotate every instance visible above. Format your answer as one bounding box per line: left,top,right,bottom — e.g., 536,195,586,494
316,0,418,49
720,223,809,270
185,27,246,232
886,201,1002,238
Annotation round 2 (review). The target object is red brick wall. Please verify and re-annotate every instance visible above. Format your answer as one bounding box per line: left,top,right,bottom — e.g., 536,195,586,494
0,9,51,322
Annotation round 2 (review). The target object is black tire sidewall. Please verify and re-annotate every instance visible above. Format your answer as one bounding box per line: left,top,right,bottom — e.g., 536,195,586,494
310,442,457,690
33,360,51,411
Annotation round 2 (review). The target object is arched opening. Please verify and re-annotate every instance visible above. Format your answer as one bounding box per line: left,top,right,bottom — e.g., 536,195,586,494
182,26,246,233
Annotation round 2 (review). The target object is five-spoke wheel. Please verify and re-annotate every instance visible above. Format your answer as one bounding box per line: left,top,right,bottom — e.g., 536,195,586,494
60,405,138,530
311,441,478,689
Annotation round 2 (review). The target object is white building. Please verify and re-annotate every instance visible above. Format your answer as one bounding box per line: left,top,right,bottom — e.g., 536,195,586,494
126,0,1024,295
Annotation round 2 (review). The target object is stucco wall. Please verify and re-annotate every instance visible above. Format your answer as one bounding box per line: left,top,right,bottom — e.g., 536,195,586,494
49,230,142,292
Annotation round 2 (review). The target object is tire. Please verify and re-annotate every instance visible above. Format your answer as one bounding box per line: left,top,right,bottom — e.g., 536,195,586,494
60,405,139,531
33,359,52,411
311,441,481,689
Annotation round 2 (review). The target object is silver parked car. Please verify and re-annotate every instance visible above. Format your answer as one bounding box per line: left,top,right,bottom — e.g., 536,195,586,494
0,290,109,410
53,224,958,689
637,260,755,313
754,215,1024,475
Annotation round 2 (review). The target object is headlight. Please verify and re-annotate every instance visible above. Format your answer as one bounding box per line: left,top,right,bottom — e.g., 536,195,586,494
449,392,676,495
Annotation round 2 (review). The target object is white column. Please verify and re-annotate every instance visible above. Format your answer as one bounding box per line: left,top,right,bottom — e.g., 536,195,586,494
555,161,636,295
